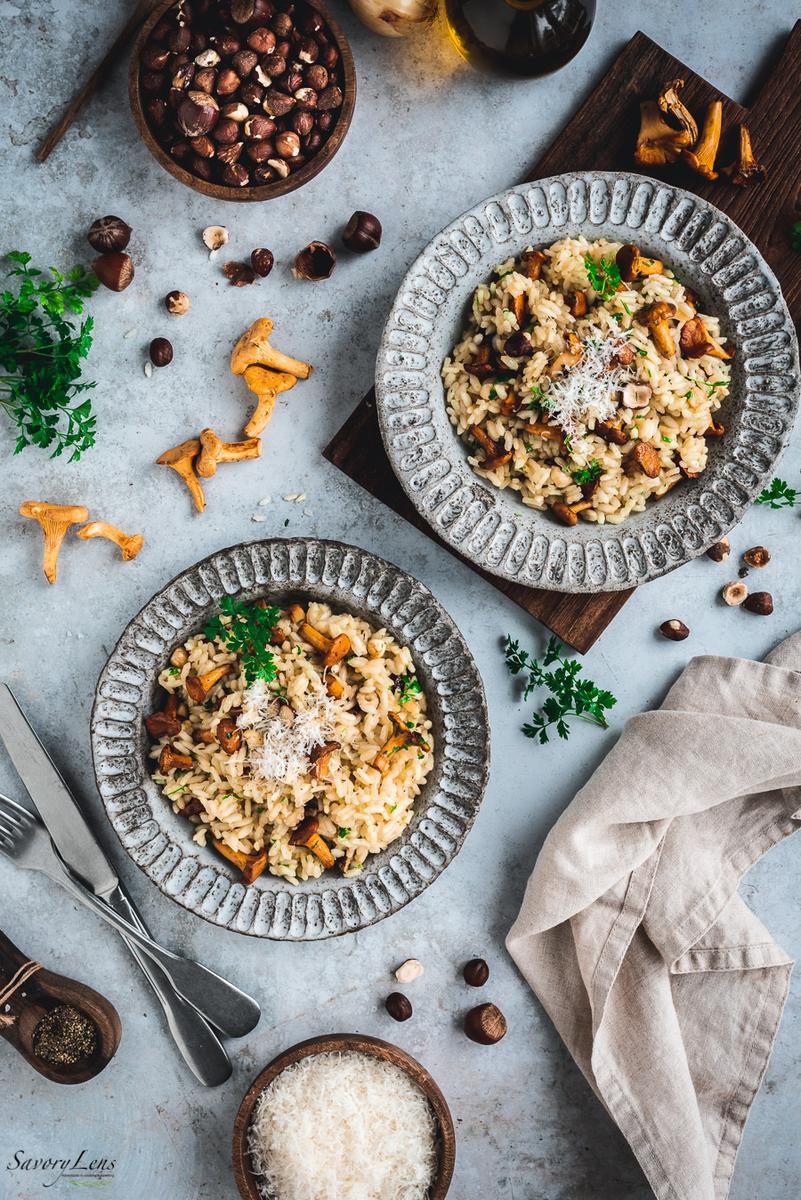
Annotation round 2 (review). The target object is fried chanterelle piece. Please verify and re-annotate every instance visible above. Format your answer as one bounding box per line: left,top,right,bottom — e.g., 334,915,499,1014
231,318,312,438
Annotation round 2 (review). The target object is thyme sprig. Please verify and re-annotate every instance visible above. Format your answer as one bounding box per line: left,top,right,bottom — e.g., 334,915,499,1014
204,596,282,686
504,635,617,744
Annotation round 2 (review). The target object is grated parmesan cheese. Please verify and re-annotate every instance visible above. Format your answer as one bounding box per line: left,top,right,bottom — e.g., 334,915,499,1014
247,1052,437,1200
546,330,634,439
238,679,337,784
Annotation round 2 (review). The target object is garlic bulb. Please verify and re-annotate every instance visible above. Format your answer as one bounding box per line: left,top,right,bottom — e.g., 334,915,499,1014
348,0,437,37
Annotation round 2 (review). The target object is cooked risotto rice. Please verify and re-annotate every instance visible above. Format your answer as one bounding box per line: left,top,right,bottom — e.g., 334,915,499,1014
442,236,733,525
148,601,434,883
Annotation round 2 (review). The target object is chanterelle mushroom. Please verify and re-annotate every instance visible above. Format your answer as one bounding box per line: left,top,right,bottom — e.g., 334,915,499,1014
19,500,89,584
679,315,734,360
634,100,692,166
635,301,676,358
468,424,513,472
155,438,205,513
196,428,261,478
616,244,664,283
77,520,144,561
242,365,298,437
682,99,722,180
658,78,698,145
547,331,583,377
722,124,766,186
231,318,312,380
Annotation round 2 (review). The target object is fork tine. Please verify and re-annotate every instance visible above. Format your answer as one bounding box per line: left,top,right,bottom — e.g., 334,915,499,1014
0,792,34,821
0,815,21,840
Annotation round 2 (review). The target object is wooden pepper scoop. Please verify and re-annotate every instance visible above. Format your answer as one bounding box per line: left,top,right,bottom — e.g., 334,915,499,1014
0,929,121,1084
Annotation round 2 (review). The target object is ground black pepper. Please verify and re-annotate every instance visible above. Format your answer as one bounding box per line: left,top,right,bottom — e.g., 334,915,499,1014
32,1004,97,1065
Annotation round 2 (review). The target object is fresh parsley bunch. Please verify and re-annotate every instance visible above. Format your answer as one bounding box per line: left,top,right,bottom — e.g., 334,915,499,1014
583,254,622,302
755,477,798,510
504,635,617,744
204,596,282,686
0,251,99,460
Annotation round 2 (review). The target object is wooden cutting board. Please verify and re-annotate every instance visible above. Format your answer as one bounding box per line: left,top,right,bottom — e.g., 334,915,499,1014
324,24,801,652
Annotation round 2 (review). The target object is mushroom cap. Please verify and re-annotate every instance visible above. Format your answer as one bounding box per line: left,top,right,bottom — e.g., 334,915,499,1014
615,244,641,282
230,318,275,375
19,500,89,525
155,438,201,466
637,301,675,325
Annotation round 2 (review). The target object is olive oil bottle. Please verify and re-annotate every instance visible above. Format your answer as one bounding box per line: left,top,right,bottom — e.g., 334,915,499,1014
443,0,596,77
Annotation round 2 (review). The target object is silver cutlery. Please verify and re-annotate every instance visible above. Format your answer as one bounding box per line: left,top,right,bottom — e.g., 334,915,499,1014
0,682,242,1085
0,792,260,1039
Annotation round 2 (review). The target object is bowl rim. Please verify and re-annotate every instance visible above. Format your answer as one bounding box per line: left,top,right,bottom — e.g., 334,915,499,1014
90,537,490,940
232,1033,456,1200
129,0,356,202
374,169,800,592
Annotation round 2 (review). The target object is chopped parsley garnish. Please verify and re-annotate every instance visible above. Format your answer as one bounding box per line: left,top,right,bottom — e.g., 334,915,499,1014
583,254,622,302
705,380,727,393
488,386,497,399
791,222,801,253
636,348,647,357
755,477,798,509
338,827,350,838
504,634,617,745
168,667,180,676
524,442,535,452
203,595,281,686
396,672,422,705
661,435,671,443
570,459,601,486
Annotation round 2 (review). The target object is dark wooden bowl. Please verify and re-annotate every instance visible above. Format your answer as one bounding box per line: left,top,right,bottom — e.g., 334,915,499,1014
0,930,121,1085
232,1033,456,1199
129,0,356,202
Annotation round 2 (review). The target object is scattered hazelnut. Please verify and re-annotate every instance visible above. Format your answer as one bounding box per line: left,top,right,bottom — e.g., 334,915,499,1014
464,1003,507,1045
659,619,690,641
293,241,336,281
743,591,774,615
463,958,490,987
87,215,132,254
394,959,424,984
706,538,730,562
722,580,748,606
149,337,173,367
343,210,382,254
384,992,413,1022
743,546,771,568
92,252,134,292
202,225,229,252
223,260,257,286
165,290,191,316
250,248,274,277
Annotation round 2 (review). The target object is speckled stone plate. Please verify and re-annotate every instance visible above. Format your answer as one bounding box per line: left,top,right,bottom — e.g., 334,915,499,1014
90,540,489,940
375,171,800,592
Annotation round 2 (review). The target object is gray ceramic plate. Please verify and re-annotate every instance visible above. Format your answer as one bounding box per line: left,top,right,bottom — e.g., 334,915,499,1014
375,171,799,592
90,539,489,940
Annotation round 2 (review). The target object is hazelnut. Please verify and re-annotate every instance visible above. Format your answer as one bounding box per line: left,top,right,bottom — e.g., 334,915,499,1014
171,61,195,90
232,49,258,78
214,31,242,56
261,51,287,77
706,538,730,562
463,958,490,987
194,48,220,67
141,70,166,94
190,133,215,157
659,619,690,641
294,87,318,110
141,44,171,70
87,215,132,254
302,12,326,35
202,225,229,252
320,44,339,71
270,11,293,37
743,591,774,615
267,157,290,179
343,211,382,254
247,27,276,53
302,130,322,155
222,101,250,122
394,959,424,984
464,1003,507,1045
722,580,748,606
298,36,319,63
318,84,343,111
145,98,168,126
317,110,334,132
743,546,771,568
275,39,291,59
92,252,134,292
192,156,214,181
165,290,191,316
304,63,328,91
263,91,295,117
223,260,257,285
250,248,274,277
246,139,274,163
149,337,173,367
275,130,301,159
216,67,241,96
176,91,219,137
240,80,266,107
168,24,191,53
293,241,336,281
217,141,244,165
213,116,240,144
193,66,217,93
291,109,315,137
244,114,276,139
170,139,192,162
385,992,413,1022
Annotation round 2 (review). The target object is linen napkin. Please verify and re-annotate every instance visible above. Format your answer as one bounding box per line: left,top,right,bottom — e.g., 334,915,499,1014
507,632,801,1200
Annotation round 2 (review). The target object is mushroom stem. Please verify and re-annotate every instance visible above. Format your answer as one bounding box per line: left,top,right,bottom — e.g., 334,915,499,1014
658,78,698,144
19,500,89,584
635,301,676,358
196,428,261,478
299,622,351,666
185,664,232,702
242,366,298,437
289,816,335,868
155,439,205,513
682,99,722,180
76,520,144,561
468,424,513,472
230,317,312,380
145,693,182,739
213,839,268,884
722,124,766,186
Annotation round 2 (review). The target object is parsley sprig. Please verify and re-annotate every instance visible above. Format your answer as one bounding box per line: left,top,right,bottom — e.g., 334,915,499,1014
204,596,282,686
0,251,99,460
583,254,622,302
396,672,422,705
755,477,798,509
504,635,617,744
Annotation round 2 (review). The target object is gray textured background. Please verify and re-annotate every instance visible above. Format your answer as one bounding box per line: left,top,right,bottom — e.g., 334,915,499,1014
2,3,800,1198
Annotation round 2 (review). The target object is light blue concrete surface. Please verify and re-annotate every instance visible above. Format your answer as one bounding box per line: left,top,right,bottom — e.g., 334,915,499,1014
1,3,800,1197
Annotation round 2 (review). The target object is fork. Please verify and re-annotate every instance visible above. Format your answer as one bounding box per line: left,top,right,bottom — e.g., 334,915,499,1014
0,794,260,1039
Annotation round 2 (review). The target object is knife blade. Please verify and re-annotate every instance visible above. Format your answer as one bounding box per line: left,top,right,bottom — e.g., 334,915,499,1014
0,683,118,896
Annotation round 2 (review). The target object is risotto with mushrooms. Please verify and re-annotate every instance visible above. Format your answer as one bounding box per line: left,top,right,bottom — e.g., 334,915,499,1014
146,597,433,884
442,236,733,526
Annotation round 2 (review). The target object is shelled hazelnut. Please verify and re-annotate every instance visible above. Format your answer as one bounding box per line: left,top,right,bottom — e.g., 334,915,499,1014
149,337,173,367
138,0,347,191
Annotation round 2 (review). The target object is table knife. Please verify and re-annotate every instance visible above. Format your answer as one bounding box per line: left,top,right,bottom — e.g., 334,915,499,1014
0,682,235,1086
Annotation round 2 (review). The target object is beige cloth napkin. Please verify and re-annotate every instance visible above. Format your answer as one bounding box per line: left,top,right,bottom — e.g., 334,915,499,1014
507,633,801,1200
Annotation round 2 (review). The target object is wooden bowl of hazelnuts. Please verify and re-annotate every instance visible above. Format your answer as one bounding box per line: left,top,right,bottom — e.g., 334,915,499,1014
129,0,356,201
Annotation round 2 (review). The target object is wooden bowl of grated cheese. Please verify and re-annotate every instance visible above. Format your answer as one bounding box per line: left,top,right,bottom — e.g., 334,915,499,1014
232,1033,455,1200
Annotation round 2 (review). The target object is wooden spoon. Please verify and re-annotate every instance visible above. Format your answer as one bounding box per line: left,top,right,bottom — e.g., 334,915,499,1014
0,930,121,1084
